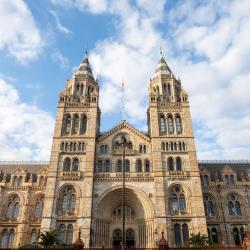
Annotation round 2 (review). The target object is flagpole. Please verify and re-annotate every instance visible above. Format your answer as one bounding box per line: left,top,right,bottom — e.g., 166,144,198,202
121,79,125,120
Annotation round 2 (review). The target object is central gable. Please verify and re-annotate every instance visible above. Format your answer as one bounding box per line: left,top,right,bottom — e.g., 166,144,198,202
97,121,150,143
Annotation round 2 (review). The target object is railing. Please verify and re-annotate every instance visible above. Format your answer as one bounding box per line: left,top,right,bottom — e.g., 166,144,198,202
0,161,49,165
166,171,189,179
60,171,83,180
198,160,250,164
112,149,137,155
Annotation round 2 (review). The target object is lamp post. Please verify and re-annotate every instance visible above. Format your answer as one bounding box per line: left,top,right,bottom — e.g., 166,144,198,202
216,183,230,245
120,136,129,250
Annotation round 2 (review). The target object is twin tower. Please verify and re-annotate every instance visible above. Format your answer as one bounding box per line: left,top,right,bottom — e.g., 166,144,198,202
41,52,207,247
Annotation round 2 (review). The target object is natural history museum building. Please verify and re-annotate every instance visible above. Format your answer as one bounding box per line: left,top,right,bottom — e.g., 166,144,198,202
0,53,250,248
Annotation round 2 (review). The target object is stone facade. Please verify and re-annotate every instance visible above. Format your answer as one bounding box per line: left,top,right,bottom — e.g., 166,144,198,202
0,53,249,248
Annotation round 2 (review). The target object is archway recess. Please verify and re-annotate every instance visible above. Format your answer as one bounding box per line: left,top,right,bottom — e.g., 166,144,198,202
91,186,155,247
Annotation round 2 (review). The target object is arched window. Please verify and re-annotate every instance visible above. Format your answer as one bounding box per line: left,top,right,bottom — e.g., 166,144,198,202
175,116,182,133
117,160,122,172
6,203,13,219
72,158,79,172
143,145,146,153
105,160,110,172
97,160,103,173
161,142,165,151
72,114,79,133
58,224,65,243
163,84,167,96
80,115,87,133
13,202,20,220
233,227,241,246
6,196,20,220
64,158,71,172
229,175,235,185
34,202,41,218
17,176,23,187
57,186,76,215
0,229,8,248
69,194,76,212
105,145,108,154
211,228,218,244
228,194,242,216
224,175,230,185
64,114,71,134
182,224,189,245
100,145,105,154
30,229,37,244
168,84,171,96
66,224,73,244
176,157,182,171
171,186,186,212
167,115,174,134
174,224,182,246
200,176,204,185
179,194,186,210
136,160,142,172
7,229,15,248
39,176,45,186
204,195,215,217
125,160,130,172
12,176,18,187
60,142,64,151
204,175,209,185
168,157,174,171
145,160,150,172
159,115,166,133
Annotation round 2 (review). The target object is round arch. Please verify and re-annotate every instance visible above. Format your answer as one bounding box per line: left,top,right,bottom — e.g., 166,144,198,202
94,185,155,220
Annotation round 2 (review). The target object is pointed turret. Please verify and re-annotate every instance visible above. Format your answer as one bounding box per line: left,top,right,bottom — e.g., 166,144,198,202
154,52,172,77
59,50,99,104
75,51,94,79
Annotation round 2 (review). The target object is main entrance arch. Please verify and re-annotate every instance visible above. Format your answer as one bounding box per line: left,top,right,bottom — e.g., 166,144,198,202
91,186,155,247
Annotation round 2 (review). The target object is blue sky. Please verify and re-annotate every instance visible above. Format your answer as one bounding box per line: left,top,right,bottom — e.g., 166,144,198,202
0,0,250,160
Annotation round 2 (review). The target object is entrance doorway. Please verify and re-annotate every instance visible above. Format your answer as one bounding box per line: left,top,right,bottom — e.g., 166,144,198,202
112,229,135,247
113,229,122,247
126,229,135,247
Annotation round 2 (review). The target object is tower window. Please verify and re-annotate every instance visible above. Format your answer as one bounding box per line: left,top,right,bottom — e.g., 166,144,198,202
63,158,71,172
175,116,182,133
159,115,166,133
63,114,71,134
105,160,110,172
176,157,182,171
72,114,79,133
80,115,87,133
145,160,150,172
136,159,142,172
167,115,174,134
97,160,103,173
168,157,174,171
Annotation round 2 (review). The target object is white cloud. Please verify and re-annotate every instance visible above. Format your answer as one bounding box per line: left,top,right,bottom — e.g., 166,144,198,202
0,0,43,62
0,77,54,160
51,51,70,69
51,0,108,14
52,0,250,159
49,10,72,34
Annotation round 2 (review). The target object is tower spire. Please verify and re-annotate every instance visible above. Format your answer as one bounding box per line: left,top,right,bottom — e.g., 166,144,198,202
160,46,163,57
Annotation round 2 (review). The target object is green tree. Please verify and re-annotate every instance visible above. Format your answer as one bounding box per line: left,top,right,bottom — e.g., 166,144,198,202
188,232,208,247
38,230,60,247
